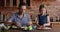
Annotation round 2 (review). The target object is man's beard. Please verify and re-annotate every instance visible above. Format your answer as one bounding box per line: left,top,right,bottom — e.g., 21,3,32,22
18,10,23,15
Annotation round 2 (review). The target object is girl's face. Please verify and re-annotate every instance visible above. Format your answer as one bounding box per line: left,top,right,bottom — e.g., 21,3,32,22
40,8,47,14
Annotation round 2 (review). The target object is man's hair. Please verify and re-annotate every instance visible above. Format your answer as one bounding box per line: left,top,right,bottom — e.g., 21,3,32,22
18,2,26,9
17,2,26,15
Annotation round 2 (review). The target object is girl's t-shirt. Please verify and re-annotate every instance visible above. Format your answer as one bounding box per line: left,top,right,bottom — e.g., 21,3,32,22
38,14,49,25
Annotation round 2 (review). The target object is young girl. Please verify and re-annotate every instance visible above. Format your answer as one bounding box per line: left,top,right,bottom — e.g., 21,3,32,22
37,4,50,29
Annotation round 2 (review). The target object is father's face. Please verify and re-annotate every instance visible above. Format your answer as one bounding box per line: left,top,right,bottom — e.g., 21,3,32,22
19,6,26,13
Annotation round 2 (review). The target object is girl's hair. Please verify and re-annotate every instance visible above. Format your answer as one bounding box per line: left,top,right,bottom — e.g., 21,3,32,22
39,4,47,14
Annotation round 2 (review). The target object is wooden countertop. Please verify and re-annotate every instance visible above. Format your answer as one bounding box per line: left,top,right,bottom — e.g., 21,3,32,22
2,28,60,32
51,22,60,23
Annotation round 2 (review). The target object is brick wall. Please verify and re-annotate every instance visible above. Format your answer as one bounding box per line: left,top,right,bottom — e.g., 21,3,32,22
0,0,60,22
29,0,60,21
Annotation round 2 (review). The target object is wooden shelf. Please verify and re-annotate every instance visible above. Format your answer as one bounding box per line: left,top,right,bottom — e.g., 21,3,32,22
51,22,60,23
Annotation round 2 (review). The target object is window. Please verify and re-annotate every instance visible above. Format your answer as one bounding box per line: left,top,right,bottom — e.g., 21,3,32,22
20,0,23,4
26,0,30,6
0,0,4,7
13,0,17,6
6,0,10,7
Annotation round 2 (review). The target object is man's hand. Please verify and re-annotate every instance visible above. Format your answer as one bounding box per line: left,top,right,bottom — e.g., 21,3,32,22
4,21,12,25
15,22,21,28
27,21,32,26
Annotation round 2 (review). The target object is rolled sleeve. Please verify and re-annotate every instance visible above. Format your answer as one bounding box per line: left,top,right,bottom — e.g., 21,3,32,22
27,14,32,25
8,14,15,22
27,14,31,21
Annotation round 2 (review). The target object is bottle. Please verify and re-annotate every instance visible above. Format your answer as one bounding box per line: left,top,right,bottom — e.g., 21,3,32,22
32,25,36,30
50,17,53,22
59,17,60,21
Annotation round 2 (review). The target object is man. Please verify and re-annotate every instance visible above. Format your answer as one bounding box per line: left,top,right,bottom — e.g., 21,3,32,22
8,2,32,28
